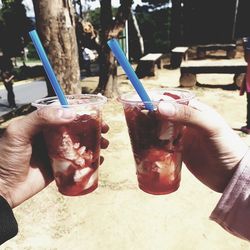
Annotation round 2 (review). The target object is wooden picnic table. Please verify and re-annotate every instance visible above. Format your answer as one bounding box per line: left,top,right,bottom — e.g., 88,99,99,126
179,58,247,87
170,47,189,68
135,53,163,78
197,43,236,59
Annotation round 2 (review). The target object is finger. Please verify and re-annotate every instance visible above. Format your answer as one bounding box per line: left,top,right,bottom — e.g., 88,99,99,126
101,137,109,149
101,122,109,134
6,107,76,142
100,156,104,165
158,100,226,131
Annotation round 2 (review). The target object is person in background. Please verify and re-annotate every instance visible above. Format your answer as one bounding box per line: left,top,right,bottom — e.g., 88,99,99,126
158,98,250,241
82,47,92,76
0,107,109,245
82,47,97,76
240,37,250,134
0,56,17,109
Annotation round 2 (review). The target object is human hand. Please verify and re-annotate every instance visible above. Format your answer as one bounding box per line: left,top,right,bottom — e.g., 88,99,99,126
159,99,248,192
0,107,109,208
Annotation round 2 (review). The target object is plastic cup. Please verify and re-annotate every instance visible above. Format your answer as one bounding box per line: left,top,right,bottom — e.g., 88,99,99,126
118,88,195,195
32,94,107,196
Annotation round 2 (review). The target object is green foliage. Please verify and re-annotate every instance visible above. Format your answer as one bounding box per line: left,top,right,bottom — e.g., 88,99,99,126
85,6,118,32
84,5,171,53
26,42,39,60
136,8,171,53
1,0,15,8
142,0,169,4
138,0,171,11
88,7,101,31
0,0,32,57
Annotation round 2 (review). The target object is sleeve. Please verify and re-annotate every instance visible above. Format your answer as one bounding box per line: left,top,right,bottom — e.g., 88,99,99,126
210,150,250,241
0,196,18,245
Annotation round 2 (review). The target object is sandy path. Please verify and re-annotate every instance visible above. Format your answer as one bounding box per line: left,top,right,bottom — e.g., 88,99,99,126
3,62,250,249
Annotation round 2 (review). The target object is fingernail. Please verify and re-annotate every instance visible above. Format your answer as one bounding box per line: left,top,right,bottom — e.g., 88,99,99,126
159,102,176,117
58,108,76,119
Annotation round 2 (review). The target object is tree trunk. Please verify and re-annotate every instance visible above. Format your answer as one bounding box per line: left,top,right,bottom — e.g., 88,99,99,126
170,0,183,49
73,0,83,19
128,11,144,62
94,0,133,98
32,0,81,95
97,42,118,97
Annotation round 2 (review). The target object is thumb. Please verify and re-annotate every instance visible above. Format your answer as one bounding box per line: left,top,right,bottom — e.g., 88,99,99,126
5,107,76,141
158,100,224,131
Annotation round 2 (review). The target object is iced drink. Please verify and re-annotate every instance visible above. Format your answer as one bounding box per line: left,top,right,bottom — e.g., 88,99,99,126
119,88,194,195
32,94,107,196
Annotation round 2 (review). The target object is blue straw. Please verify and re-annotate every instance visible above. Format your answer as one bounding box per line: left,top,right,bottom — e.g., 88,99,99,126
107,38,154,111
29,30,68,106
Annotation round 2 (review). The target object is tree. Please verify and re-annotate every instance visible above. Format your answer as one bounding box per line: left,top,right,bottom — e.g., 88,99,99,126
72,0,83,18
235,0,250,38
94,0,133,97
128,11,144,61
32,0,81,95
134,7,171,53
170,0,183,48
0,0,32,58
139,0,170,11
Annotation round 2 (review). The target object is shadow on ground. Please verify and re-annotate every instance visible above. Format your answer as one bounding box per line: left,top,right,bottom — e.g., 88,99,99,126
196,82,239,90
0,104,35,127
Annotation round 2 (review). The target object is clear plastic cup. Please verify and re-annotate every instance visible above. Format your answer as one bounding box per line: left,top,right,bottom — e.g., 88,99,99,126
118,88,195,195
32,94,107,196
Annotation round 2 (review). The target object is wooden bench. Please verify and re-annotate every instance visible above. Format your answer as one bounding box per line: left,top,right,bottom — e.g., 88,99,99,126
197,43,236,59
170,46,189,68
179,58,247,87
135,53,163,78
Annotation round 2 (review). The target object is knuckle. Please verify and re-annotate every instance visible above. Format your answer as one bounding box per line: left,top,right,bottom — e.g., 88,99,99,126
5,117,24,140
37,108,51,122
101,122,109,133
5,121,18,136
181,105,192,123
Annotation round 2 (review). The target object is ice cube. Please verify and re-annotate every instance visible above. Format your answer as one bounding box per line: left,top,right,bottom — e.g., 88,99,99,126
59,132,78,160
84,170,98,189
73,142,80,149
141,109,150,115
75,157,85,167
74,168,91,182
78,146,86,154
52,158,71,173
155,159,176,181
159,121,174,140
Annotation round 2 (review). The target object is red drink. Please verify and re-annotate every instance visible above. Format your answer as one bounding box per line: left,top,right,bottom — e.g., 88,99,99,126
33,94,107,196
119,89,194,195
43,113,101,196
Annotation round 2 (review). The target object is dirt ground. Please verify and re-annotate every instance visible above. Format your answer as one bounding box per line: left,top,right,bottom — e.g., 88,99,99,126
3,49,250,249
